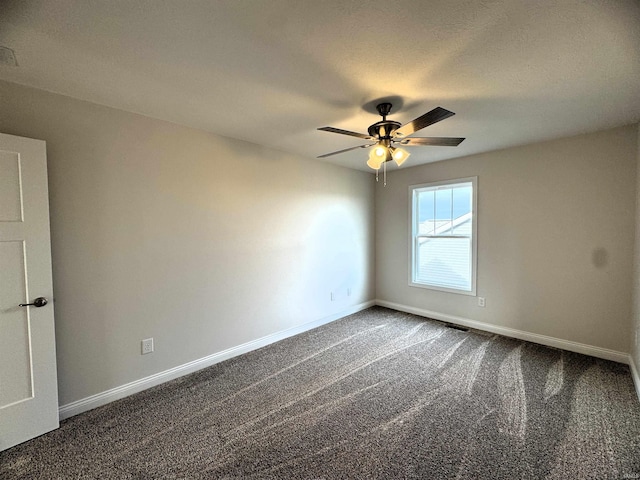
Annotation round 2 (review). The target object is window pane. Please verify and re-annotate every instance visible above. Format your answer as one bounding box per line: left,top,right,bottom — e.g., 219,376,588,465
452,185,472,235
418,190,435,234
435,188,452,222
452,186,471,217
416,237,471,290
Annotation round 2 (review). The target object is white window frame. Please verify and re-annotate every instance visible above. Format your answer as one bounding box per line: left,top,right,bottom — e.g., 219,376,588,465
408,177,478,296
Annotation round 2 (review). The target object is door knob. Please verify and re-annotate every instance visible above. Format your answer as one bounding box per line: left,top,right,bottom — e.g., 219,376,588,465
19,297,48,308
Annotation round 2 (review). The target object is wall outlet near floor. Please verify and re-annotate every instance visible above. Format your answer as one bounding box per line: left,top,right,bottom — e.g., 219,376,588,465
141,338,154,355
478,297,486,307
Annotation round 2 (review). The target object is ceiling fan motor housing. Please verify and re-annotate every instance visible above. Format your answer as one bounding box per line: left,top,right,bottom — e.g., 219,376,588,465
369,103,400,139
368,120,401,140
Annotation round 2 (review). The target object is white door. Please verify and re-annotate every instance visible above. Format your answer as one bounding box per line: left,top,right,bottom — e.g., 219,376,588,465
0,133,58,451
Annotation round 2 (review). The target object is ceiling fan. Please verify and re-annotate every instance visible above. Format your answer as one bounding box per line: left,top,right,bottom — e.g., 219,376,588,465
317,103,465,170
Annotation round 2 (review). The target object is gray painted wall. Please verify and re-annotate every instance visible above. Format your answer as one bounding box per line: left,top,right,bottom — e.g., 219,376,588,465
0,80,376,406
376,125,637,354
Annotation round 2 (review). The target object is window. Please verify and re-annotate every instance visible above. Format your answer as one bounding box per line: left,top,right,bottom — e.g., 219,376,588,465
409,177,477,295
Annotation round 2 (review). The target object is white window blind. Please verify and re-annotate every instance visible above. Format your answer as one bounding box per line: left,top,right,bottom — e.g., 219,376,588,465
410,178,477,295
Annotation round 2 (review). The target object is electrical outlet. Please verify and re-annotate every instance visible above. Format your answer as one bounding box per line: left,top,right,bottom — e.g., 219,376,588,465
347,288,352,297
330,291,335,301
141,338,154,355
478,297,486,307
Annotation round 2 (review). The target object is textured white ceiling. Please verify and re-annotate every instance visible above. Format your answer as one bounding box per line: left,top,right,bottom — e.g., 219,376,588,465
1,0,639,171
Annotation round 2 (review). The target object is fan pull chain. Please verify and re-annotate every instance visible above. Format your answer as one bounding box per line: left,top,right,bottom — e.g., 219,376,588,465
383,161,387,186
376,168,379,182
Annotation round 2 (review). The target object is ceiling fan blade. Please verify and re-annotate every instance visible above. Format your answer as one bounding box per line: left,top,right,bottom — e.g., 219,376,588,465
399,137,465,146
318,126,374,140
393,107,455,138
317,144,374,158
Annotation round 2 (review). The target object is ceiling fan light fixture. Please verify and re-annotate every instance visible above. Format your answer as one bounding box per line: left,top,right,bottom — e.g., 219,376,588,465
367,148,384,170
366,158,382,170
392,147,410,166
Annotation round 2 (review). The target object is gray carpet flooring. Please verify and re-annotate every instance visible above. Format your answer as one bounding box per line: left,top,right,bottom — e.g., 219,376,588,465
1,307,639,479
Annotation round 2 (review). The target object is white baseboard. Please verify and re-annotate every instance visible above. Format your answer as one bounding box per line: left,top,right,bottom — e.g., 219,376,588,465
376,300,629,364
59,300,376,420
630,355,640,402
